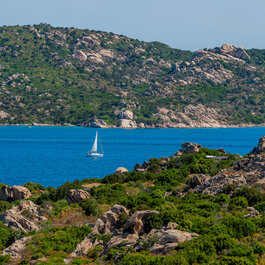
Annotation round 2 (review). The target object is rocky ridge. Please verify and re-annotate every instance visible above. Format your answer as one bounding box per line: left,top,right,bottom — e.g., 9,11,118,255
68,205,198,261
185,136,265,195
0,200,47,233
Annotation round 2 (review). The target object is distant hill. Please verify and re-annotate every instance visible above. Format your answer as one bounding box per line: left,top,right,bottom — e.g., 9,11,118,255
0,23,265,128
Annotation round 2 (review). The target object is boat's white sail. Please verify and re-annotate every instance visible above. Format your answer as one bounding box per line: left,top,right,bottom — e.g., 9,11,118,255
87,131,103,157
91,131,98,153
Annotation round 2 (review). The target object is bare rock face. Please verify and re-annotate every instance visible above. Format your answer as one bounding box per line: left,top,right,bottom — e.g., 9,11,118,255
117,110,134,120
0,200,47,233
250,136,265,155
66,189,90,204
134,161,149,172
0,185,32,202
73,50,87,61
219,44,250,60
124,210,159,235
119,119,137,128
149,229,198,254
84,118,110,128
106,232,139,251
217,148,226,154
244,207,260,218
70,204,130,258
0,110,9,118
115,167,128,174
2,236,32,260
116,110,136,128
180,142,201,154
99,49,114,59
93,204,130,235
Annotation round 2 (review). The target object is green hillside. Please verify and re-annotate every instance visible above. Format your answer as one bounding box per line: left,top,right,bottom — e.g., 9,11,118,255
0,24,265,127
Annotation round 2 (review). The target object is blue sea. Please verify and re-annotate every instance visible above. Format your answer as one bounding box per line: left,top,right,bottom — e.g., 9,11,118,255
0,126,265,187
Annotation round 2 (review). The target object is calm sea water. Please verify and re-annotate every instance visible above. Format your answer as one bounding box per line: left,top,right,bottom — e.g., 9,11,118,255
0,126,264,187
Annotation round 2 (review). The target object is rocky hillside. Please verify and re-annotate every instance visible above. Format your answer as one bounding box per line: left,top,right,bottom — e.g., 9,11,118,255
0,24,265,127
0,137,265,263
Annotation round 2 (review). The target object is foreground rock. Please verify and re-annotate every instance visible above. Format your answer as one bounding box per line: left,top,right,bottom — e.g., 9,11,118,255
124,210,159,235
0,185,31,202
149,229,198,254
66,189,90,204
0,200,47,233
68,205,198,260
70,205,129,258
2,236,32,260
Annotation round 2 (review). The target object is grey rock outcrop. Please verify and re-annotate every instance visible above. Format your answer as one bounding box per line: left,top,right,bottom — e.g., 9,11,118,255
2,236,32,260
119,119,137,128
114,167,128,174
180,142,201,154
250,136,265,155
92,204,129,235
70,204,129,258
0,185,32,202
124,210,159,235
66,189,90,204
149,229,198,254
134,161,149,172
0,200,47,233
69,206,197,260
117,110,134,120
218,44,250,60
244,207,260,218
84,118,110,128
73,50,87,61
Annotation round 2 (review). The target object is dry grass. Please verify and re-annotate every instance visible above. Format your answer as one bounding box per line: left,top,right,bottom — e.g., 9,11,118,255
51,207,90,228
82,183,104,189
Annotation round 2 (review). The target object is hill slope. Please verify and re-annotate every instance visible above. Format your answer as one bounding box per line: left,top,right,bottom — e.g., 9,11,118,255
0,24,265,127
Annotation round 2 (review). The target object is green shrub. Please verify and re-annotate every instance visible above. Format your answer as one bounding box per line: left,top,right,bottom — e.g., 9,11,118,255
214,193,230,204
221,216,256,238
0,255,10,265
228,196,248,210
228,244,255,263
79,199,100,216
215,256,253,265
231,187,264,206
0,201,11,213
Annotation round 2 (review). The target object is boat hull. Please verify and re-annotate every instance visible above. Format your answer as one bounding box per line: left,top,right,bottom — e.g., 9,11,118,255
87,152,104,157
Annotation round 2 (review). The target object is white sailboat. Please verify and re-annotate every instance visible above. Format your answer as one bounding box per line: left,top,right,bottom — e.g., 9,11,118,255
87,131,104,157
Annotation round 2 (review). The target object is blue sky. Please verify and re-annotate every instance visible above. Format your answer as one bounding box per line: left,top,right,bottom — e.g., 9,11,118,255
1,0,264,51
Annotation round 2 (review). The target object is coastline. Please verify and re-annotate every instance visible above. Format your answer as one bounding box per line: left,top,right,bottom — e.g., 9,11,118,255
1,123,265,129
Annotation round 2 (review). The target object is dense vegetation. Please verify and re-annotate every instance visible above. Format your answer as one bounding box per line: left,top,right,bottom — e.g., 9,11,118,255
0,146,265,264
0,24,265,126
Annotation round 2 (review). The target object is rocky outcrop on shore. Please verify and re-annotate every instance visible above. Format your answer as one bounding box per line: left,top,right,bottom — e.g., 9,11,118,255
188,136,265,195
0,200,47,233
68,205,198,260
114,167,129,174
0,185,31,202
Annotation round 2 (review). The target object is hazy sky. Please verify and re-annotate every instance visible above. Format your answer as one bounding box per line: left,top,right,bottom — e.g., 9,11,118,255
1,0,264,51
